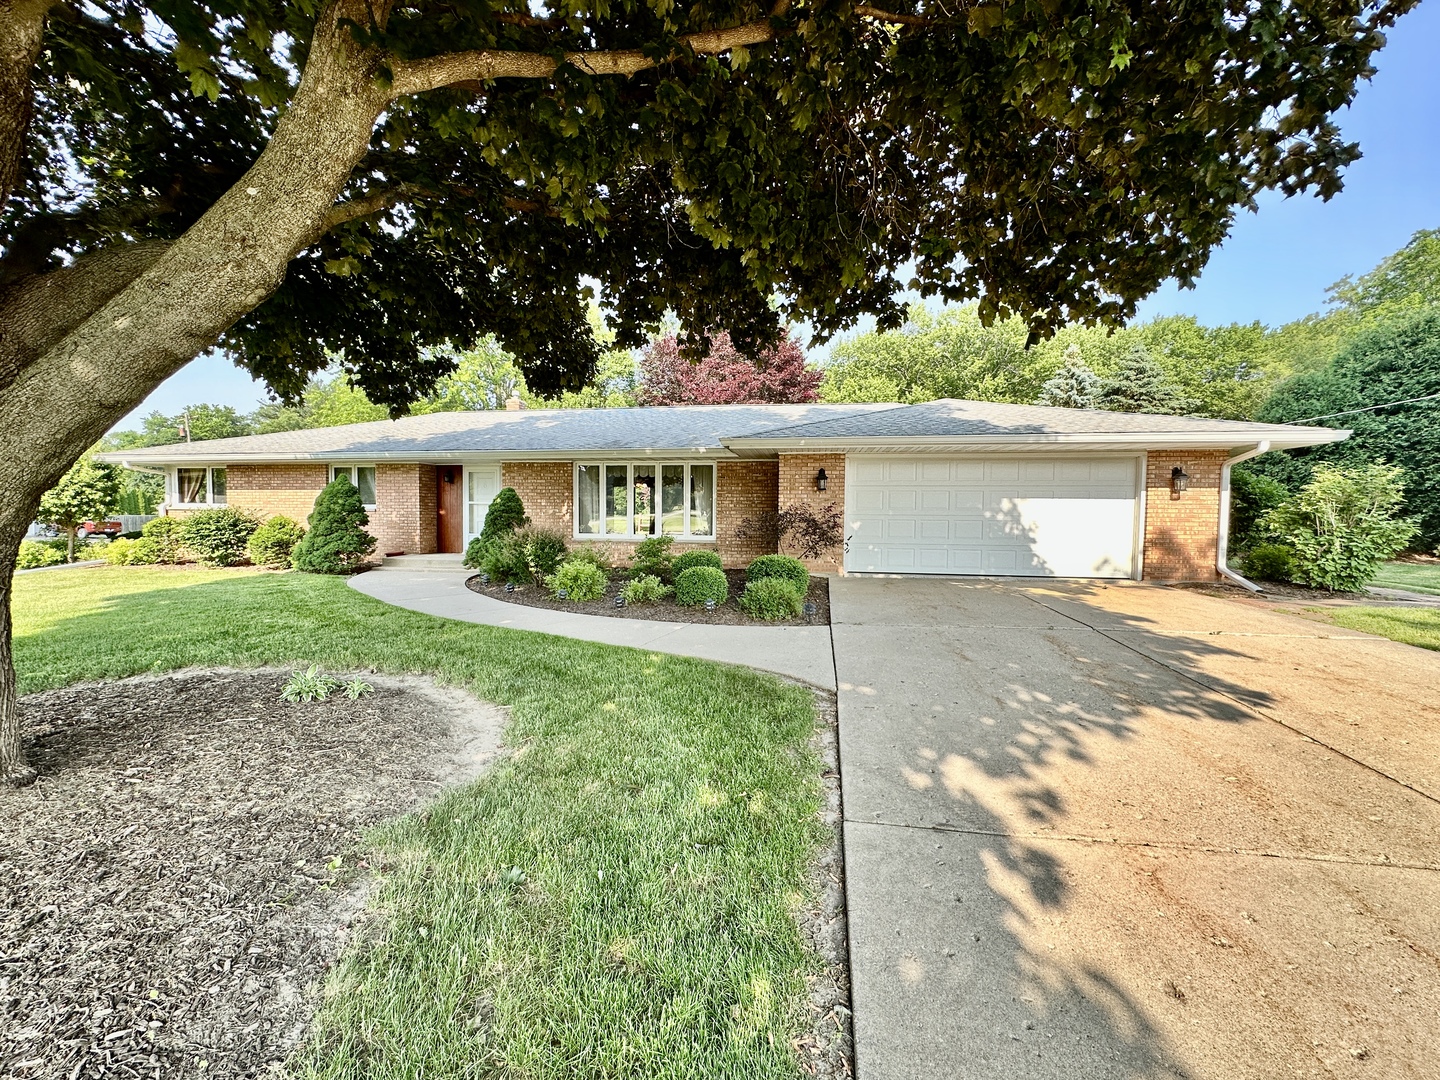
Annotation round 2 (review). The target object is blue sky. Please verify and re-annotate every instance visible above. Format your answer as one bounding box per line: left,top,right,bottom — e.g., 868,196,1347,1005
117,2,1440,429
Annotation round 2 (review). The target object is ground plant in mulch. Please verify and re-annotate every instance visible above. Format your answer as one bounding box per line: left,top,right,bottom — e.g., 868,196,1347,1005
630,534,674,579
280,665,373,702
670,549,723,576
737,503,843,562
746,554,811,594
1,669,498,1080
547,558,607,601
619,574,672,604
675,564,729,606
1243,543,1296,583
740,576,806,621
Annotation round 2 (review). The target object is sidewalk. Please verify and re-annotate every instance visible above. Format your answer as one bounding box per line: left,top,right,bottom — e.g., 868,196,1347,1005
348,569,838,689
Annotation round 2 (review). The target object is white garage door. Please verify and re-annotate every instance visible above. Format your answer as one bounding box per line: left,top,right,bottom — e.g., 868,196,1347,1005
845,456,1140,578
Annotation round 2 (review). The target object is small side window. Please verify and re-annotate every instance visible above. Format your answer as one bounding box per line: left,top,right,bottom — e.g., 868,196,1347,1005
211,468,227,505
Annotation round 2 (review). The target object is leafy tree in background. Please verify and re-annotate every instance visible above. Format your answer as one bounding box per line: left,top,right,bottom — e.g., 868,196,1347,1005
1035,346,1099,409
1328,228,1440,319
1253,305,1440,549
1095,346,1200,415
638,331,820,405
35,459,122,561
0,0,1420,782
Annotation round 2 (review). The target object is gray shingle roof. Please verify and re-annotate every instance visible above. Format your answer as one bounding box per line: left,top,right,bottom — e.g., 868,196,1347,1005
100,403,894,462
98,398,1346,465
730,398,1344,442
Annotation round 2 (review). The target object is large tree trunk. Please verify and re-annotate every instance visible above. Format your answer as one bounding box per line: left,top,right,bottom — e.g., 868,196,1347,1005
0,0,392,783
0,524,28,785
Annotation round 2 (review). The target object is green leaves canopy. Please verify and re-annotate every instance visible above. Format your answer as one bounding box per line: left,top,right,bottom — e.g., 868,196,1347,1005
6,0,1413,409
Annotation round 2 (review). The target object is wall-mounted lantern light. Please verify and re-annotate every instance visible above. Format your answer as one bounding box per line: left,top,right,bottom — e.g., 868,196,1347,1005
1170,465,1190,496
816,468,828,493
443,467,457,484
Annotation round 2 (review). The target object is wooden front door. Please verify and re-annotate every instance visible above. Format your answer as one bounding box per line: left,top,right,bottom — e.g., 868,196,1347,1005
436,465,463,553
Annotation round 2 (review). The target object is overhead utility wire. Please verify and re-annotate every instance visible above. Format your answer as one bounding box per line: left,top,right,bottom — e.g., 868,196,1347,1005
1289,391,1440,425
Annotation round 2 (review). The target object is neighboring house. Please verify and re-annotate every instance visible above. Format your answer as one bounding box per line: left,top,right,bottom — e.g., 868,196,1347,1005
96,399,1345,581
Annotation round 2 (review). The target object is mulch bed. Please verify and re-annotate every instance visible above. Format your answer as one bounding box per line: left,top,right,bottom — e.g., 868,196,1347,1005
1177,579,1368,602
466,568,832,626
1,669,502,1080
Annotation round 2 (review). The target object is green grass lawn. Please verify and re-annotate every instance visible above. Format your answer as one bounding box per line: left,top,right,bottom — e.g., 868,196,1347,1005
1368,560,1440,597
1323,605,1440,652
12,567,830,1078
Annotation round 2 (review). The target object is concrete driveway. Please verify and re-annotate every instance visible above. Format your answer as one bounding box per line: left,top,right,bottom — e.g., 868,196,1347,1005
832,576,1440,1080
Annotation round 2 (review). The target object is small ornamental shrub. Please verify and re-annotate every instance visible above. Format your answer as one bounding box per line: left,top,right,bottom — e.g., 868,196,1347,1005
281,665,341,702
292,476,377,574
549,558,608,601
132,516,185,564
675,565,729,607
1243,543,1296,583
1263,463,1419,592
518,526,569,582
480,487,528,540
248,516,306,569
564,545,614,572
17,540,66,569
180,507,262,567
671,550,723,576
631,534,674,579
739,577,804,621
621,574,672,604
463,535,489,569
102,537,139,565
746,554,809,594
479,533,530,584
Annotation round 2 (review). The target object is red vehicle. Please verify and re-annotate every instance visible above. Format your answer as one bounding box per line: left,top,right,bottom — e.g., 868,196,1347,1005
76,519,124,539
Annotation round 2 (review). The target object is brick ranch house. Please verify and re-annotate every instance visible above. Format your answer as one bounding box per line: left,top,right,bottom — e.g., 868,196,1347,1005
98,399,1346,583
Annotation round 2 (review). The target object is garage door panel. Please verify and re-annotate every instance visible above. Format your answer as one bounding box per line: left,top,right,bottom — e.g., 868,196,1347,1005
846,455,1138,579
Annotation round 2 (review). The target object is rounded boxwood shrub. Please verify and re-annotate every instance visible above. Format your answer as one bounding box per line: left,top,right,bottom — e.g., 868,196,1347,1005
621,574,672,604
132,516,185,564
746,554,809,594
179,507,262,567
549,558,607,601
248,515,306,569
1243,543,1296,583
672,550,723,576
17,539,66,569
481,487,528,540
675,565,729,607
739,577,804,621
292,476,377,574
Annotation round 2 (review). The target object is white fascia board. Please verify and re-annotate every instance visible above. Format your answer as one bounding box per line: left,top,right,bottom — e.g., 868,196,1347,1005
722,428,1350,454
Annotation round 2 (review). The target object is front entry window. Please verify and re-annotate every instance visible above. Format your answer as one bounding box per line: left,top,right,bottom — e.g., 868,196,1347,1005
330,465,377,508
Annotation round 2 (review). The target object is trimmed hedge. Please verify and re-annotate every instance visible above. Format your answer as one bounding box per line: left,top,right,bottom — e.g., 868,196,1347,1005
132,516,185,564
179,507,262,567
248,516,306,569
745,554,809,594
17,540,66,569
671,550,723,576
1243,543,1295,583
675,565,729,607
739,578,804,621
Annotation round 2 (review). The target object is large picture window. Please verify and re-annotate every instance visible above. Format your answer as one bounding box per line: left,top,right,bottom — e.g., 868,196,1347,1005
576,462,714,538
330,465,377,508
172,466,227,506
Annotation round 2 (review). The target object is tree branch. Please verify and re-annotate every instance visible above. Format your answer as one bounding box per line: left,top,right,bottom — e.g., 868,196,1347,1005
854,5,934,27
390,15,783,96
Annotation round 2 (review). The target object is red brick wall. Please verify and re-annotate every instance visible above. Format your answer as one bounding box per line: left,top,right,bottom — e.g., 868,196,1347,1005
717,460,780,567
226,464,329,522
371,464,436,555
777,453,846,574
1142,450,1227,582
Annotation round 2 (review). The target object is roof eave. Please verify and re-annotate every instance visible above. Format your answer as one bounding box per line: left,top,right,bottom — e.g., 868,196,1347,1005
721,429,1351,453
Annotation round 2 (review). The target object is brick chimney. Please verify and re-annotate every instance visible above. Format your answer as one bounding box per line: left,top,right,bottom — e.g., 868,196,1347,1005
505,391,523,411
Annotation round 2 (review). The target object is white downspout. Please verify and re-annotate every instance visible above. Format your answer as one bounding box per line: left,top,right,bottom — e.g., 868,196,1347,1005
1217,440,1269,592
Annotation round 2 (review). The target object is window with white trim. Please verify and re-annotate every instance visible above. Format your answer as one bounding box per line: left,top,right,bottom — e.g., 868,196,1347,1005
575,462,714,538
330,465,377,508
171,466,227,506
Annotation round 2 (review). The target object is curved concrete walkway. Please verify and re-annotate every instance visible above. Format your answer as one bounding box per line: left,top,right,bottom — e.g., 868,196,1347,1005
348,569,837,689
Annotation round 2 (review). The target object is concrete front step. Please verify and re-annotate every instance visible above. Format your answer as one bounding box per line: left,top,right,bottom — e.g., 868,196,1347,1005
376,553,470,572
